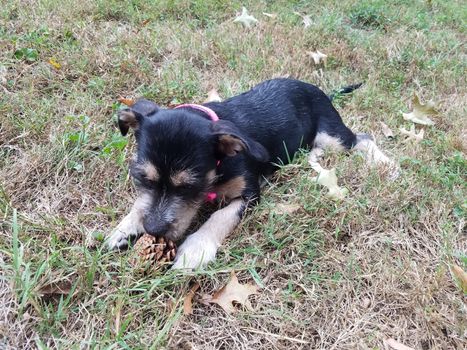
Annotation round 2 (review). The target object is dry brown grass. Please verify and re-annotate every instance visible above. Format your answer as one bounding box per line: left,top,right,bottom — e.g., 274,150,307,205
1,0,466,349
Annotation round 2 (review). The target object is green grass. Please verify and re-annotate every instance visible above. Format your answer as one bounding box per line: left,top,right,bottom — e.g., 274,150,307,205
1,0,466,349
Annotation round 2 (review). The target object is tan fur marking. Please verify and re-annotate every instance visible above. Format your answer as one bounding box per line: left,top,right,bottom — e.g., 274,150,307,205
171,170,195,187
218,135,245,156
214,176,246,200
206,169,217,185
140,162,159,181
206,170,216,183
167,201,201,241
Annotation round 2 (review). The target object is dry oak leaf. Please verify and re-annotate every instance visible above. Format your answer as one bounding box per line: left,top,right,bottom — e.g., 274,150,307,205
183,283,200,316
450,264,467,293
262,12,277,19
141,19,151,27
233,7,258,28
303,15,312,28
399,124,424,142
294,12,312,28
307,50,328,65
380,122,394,139
118,97,136,107
204,88,222,103
402,93,438,126
312,168,348,200
0,65,7,85
37,279,73,297
274,203,301,215
302,15,312,28
205,271,259,314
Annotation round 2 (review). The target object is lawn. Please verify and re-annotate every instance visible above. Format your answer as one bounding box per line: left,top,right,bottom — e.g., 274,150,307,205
0,0,466,349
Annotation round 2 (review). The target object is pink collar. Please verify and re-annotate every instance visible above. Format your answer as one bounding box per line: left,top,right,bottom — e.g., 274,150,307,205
175,103,220,202
174,103,219,122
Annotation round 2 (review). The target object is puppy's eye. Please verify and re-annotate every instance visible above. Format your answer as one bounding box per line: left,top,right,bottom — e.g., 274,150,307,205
132,175,156,188
132,176,144,187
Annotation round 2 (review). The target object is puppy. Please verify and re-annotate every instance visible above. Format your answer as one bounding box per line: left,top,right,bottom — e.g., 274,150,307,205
106,78,394,269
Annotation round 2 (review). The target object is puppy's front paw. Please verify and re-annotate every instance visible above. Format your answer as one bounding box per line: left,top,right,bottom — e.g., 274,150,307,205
172,233,218,270
106,221,141,250
106,227,132,250
106,211,143,250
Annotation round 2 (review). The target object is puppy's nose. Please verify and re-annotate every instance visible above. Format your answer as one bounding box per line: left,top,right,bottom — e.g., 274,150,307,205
143,217,170,237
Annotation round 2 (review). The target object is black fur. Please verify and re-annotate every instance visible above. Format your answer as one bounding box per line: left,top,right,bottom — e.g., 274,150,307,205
118,78,359,237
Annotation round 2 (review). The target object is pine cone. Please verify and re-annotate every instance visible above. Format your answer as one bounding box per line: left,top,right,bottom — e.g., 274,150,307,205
132,234,177,267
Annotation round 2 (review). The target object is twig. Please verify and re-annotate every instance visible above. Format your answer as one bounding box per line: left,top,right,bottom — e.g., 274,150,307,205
241,327,310,344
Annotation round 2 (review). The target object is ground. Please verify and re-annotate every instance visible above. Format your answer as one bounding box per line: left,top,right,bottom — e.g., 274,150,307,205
0,0,466,349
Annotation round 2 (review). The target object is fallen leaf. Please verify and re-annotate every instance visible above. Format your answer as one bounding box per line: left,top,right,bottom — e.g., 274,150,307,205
450,264,467,293
204,88,222,103
274,203,301,215
114,299,122,335
311,168,348,200
380,122,394,139
198,293,212,306
402,93,438,126
262,12,277,18
0,65,7,85
48,58,61,69
118,97,135,106
206,271,258,314
233,7,258,28
37,280,73,297
294,12,312,28
399,124,424,142
307,50,328,65
183,283,200,316
302,15,312,28
384,338,415,350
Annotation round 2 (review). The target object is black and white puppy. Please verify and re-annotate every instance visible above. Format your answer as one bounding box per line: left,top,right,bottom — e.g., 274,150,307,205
106,78,394,269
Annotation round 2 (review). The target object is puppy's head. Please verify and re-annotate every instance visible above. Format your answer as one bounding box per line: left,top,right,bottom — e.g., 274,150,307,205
118,99,268,240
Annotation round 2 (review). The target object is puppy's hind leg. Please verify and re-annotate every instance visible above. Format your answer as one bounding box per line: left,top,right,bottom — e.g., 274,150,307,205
352,133,399,179
307,131,399,179
308,131,346,166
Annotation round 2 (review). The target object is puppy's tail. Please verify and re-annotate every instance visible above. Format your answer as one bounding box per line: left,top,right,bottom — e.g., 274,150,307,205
328,82,363,101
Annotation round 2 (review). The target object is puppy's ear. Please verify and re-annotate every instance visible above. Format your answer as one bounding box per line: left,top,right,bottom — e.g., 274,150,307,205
118,109,141,136
117,99,159,136
212,120,269,162
131,99,159,117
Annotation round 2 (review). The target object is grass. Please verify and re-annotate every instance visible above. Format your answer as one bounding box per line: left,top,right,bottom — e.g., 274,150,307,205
1,0,466,348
